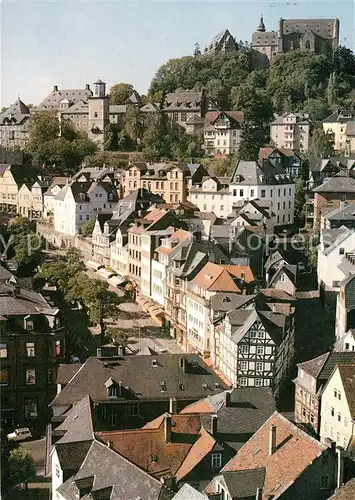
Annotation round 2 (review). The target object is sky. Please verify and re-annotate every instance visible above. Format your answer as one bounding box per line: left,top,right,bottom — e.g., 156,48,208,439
1,0,354,107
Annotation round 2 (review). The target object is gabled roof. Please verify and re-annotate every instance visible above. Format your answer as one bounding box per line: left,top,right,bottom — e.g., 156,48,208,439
55,395,95,444
206,468,266,499
328,478,355,499
191,262,254,293
297,351,355,381
323,110,354,124
38,86,93,110
0,98,30,125
314,176,355,193
52,355,227,407
222,412,327,499
55,440,92,471
173,483,208,499
56,440,172,500
95,413,210,481
181,388,276,451
338,364,355,419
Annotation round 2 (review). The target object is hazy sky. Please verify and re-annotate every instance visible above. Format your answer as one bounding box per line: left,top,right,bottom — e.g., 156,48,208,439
1,0,354,107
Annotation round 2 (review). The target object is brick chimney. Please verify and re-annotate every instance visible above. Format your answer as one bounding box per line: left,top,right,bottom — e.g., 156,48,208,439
53,85,58,92
169,397,177,415
211,414,218,435
225,391,231,407
164,414,172,443
269,424,277,455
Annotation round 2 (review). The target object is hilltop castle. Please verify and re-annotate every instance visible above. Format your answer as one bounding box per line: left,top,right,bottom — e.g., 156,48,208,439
252,17,340,65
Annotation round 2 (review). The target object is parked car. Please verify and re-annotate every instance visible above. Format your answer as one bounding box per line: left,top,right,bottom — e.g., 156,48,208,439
7,427,32,442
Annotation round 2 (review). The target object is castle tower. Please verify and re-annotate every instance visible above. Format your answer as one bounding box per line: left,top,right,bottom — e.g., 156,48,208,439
88,79,109,149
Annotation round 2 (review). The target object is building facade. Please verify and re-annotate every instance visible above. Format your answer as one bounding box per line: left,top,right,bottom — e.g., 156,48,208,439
204,111,244,156
323,110,355,152
270,112,311,152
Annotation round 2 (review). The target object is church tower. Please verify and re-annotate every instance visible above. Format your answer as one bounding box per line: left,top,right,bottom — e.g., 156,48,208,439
88,79,109,149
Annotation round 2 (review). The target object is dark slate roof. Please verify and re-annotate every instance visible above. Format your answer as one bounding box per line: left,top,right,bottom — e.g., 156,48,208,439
57,364,82,385
163,91,204,111
230,160,292,186
0,278,55,317
0,98,30,125
325,202,355,221
201,388,276,450
281,18,338,39
56,440,172,500
210,294,256,313
55,395,94,444
222,468,266,498
55,440,92,470
52,355,228,407
323,110,354,124
37,87,93,110
298,352,355,380
252,30,278,46
314,176,355,193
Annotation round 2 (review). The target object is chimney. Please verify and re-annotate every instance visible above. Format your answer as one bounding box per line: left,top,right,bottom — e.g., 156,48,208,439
269,424,277,455
53,85,58,92
179,357,187,373
225,391,231,407
169,397,177,415
107,440,113,448
211,414,218,435
256,486,263,500
164,414,172,443
336,447,344,489
85,84,90,90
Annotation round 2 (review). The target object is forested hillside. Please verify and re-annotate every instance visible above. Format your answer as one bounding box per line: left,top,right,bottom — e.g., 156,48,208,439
149,47,355,125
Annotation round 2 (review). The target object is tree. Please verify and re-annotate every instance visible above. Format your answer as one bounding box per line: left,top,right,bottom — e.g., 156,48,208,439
13,232,43,271
303,98,329,122
124,106,145,144
309,126,335,157
8,448,36,490
25,111,97,175
298,158,310,181
231,84,273,128
8,216,33,236
82,279,121,343
107,327,129,347
237,124,263,161
194,42,201,57
109,83,135,105
333,46,355,76
36,247,85,291
295,177,306,214
81,218,96,237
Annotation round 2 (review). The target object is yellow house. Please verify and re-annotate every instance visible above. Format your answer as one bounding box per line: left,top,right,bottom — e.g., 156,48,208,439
322,110,354,152
0,165,21,212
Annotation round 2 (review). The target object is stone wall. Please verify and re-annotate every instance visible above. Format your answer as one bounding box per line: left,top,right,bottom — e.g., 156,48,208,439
37,221,93,261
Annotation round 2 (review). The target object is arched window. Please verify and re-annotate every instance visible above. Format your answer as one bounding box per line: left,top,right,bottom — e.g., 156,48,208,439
305,40,311,50
94,112,98,118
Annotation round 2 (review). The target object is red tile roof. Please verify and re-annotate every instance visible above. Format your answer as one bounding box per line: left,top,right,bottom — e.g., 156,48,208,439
95,413,214,481
222,412,327,499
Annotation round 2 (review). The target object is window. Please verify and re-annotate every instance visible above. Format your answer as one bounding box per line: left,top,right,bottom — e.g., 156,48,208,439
241,345,249,354
26,369,36,385
257,346,264,355
240,361,247,370
320,476,329,489
343,437,348,449
240,189,244,197
56,464,60,478
181,112,187,122
256,362,263,371
0,343,7,358
261,190,265,198
108,386,117,398
24,399,38,418
26,342,35,357
344,417,348,427
338,412,341,422
339,248,345,255
250,331,257,338
172,112,178,122
331,407,335,417
345,343,350,350
220,206,224,211
211,453,222,469
0,368,9,385
24,316,34,331
250,189,254,197
255,378,263,387
129,402,139,416
239,377,247,386
48,369,53,384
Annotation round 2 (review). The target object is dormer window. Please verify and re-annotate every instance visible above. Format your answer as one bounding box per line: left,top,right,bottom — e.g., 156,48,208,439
160,381,167,392
24,315,34,331
108,193,113,201
108,386,117,398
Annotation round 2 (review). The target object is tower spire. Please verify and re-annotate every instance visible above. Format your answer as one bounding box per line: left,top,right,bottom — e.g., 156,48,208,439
257,15,266,32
